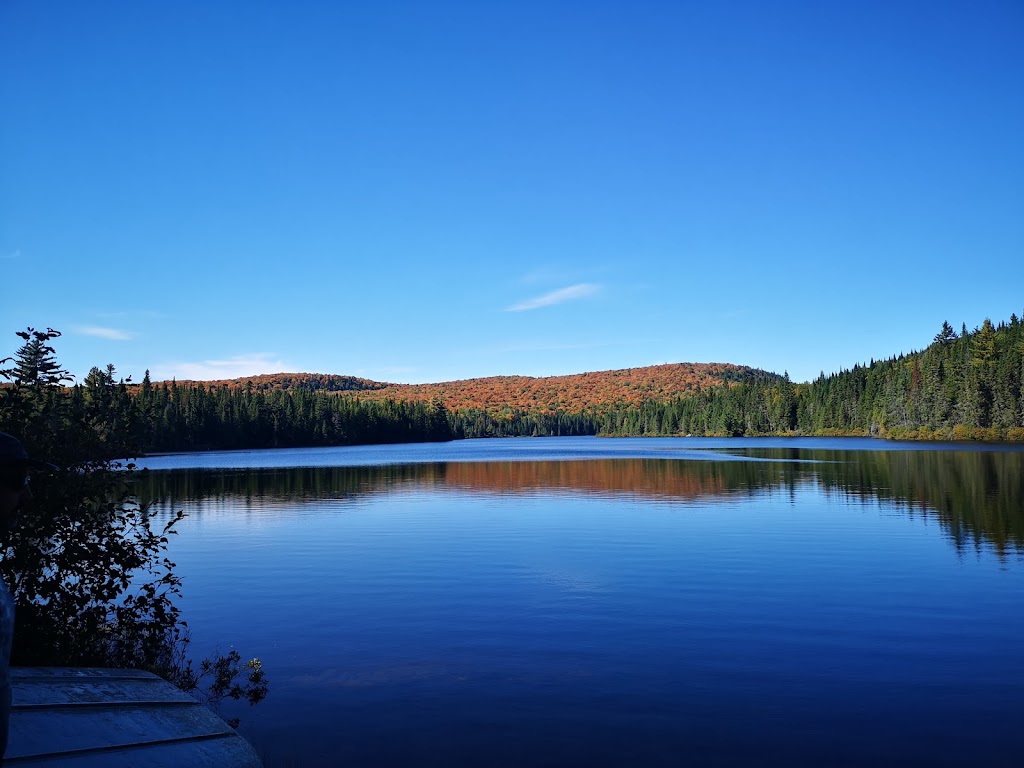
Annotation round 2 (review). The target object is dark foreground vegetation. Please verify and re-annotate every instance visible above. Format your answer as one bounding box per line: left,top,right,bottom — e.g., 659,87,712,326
0,329,266,726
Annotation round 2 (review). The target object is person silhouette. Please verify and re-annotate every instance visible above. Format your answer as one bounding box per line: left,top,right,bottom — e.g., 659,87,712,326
0,432,53,763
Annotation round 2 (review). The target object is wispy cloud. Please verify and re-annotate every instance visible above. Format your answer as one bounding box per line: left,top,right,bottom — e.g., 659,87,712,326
506,283,602,312
73,325,137,341
152,354,292,381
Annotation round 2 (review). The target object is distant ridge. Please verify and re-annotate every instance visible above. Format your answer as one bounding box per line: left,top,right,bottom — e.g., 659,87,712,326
342,363,778,414
154,363,779,416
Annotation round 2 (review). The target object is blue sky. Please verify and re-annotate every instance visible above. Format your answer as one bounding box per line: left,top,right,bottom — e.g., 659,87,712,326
2,1,1022,385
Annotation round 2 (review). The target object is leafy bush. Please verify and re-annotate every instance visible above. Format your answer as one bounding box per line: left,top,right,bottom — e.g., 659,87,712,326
0,328,266,722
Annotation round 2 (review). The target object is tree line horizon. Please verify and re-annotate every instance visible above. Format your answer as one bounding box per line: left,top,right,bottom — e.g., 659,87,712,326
8,311,1024,452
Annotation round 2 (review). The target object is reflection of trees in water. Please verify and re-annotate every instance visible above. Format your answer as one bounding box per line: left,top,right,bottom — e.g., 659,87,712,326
137,463,444,510
135,460,792,510
799,450,1024,557
136,451,1024,556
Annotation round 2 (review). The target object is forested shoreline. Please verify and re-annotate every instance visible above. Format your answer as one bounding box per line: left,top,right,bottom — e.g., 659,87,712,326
5,313,1023,454
602,315,1024,441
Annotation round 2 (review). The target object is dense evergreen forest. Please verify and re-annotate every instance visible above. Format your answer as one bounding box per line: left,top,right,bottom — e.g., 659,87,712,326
4,313,1022,453
99,369,455,454
602,315,1024,441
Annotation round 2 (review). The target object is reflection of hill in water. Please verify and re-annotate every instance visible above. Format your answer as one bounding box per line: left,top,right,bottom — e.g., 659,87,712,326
442,460,738,500
137,450,1024,556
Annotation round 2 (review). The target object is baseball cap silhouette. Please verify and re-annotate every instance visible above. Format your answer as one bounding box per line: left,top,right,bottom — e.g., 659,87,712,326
0,432,57,470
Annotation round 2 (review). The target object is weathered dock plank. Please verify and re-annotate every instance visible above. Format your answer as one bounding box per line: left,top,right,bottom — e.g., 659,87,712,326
14,677,197,707
6,668,262,767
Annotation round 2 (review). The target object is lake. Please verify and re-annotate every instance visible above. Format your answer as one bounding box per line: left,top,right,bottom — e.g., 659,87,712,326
135,436,1024,767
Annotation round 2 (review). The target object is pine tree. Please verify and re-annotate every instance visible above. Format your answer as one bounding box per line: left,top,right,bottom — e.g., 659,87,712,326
2,328,71,388
934,321,958,345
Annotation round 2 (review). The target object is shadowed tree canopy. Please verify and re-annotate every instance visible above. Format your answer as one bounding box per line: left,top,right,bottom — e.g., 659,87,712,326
0,328,267,725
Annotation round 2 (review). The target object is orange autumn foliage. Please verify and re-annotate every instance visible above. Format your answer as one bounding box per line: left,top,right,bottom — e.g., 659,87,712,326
151,363,755,417
341,363,753,415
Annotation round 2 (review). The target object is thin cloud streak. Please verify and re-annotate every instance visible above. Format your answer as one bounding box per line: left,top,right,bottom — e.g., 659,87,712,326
74,325,137,341
152,354,291,381
506,283,601,312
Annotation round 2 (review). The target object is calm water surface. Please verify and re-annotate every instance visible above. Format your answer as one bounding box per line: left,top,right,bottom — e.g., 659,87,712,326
136,437,1024,767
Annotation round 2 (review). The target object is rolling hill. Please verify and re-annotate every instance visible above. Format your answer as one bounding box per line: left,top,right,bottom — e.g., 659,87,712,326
157,363,778,417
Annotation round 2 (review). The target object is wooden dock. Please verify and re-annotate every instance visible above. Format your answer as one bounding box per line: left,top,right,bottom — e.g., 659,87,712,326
6,667,262,766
